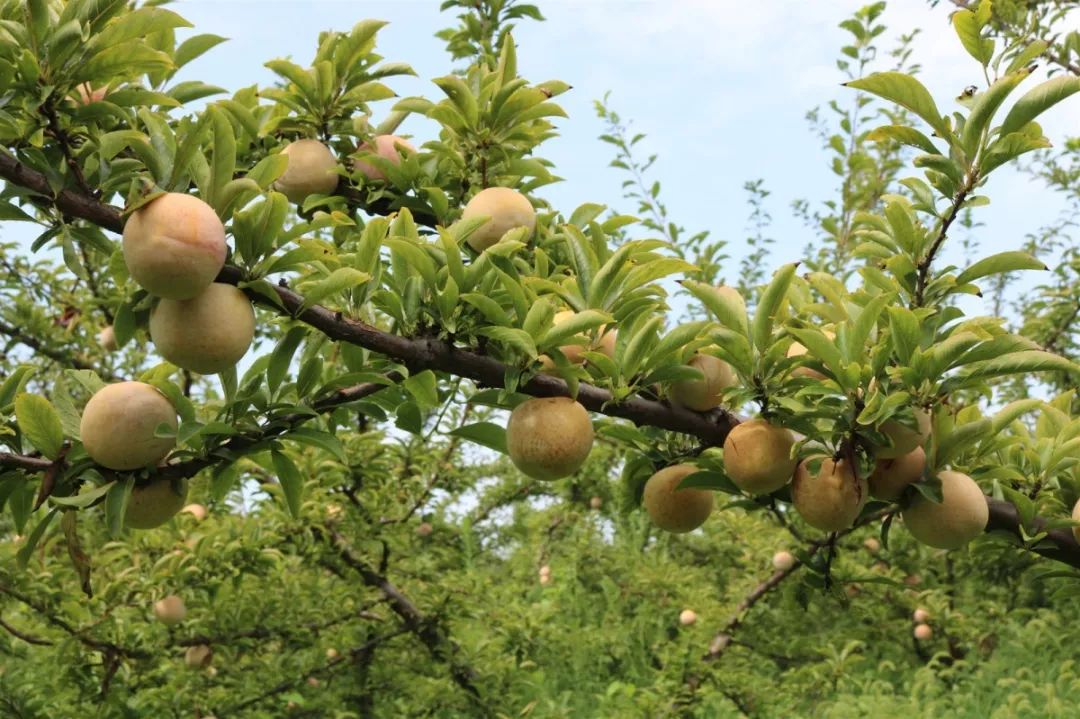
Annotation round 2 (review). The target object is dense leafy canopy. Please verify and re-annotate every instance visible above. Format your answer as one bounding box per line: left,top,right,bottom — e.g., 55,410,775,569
0,0,1079,716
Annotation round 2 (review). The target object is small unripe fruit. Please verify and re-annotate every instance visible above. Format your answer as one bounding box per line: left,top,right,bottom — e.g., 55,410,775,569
904,574,922,587
462,187,536,252
679,609,697,626
539,565,551,577
506,397,594,481
869,446,926,501
902,470,988,549
874,408,932,459
185,644,213,669
669,354,736,411
772,550,796,571
589,496,603,510
722,419,796,495
80,382,177,470
97,326,117,352
274,139,339,203
306,677,320,688
153,595,187,625
913,608,930,623
326,648,339,660
149,283,255,374
792,458,868,532
353,134,415,181
539,573,551,586
126,478,189,530
863,537,881,554
122,193,227,300
416,522,433,537
181,504,208,521
642,464,714,533
913,623,933,641
1072,499,1080,543
326,503,343,519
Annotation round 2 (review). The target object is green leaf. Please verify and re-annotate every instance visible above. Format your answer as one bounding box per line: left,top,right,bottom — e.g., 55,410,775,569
886,306,920,364
16,509,57,569
449,422,507,454
845,72,948,138
50,481,115,509
979,130,1052,175
15,394,64,460
999,75,1080,136
954,251,1046,285
271,450,303,519
947,351,1079,389
298,268,371,311
539,310,612,349
88,7,192,52
268,326,308,394
286,428,347,464
403,371,439,410
951,8,994,66
961,70,1032,158
174,33,228,69
105,478,133,538
682,281,749,337
752,264,797,353
865,125,941,155
208,106,236,213
476,327,538,358
0,201,34,221
433,75,479,127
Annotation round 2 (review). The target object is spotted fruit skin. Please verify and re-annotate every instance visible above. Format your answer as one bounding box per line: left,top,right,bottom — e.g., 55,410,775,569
642,464,714,533
80,382,177,470
722,419,796,495
505,397,594,481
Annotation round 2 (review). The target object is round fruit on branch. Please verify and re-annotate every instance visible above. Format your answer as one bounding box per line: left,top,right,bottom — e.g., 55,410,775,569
668,353,735,412
126,478,189,530
353,134,416,181
902,470,988,549
149,283,255,375
273,139,340,203
868,446,926,501
722,419,797,495
642,464,714,533
462,187,536,252
80,381,177,470
792,457,868,532
122,193,227,300
873,408,931,459
152,595,187,625
505,397,594,481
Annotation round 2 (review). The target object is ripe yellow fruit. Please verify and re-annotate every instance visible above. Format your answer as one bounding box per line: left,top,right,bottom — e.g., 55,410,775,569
416,522,433,537
913,623,933,641
185,644,213,669
153,595,187,625
122,193,227,300
787,330,835,380
506,397,594,480
863,537,881,554
589,496,603,510
772,550,796,571
641,464,714,533
274,139,339,203
353,134,415,181
538,310,617,370
669,354,736,411
913,608,930,623
326,648,339,660
126,478,189,530
462,187,536,252
149,283,255,374
869,446,926,501
81,382,177,470
181,504,208,521
679,609,698,626
97,326,117,352
792,458,868,532
1073,499,1080,543
902,470,988,549
874,408,932,459
722,419,796,495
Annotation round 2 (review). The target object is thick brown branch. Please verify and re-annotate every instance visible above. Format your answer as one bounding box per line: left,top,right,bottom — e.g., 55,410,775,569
0,615,54,645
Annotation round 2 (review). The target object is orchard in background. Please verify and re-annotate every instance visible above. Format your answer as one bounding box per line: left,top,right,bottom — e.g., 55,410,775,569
0,0,1079,716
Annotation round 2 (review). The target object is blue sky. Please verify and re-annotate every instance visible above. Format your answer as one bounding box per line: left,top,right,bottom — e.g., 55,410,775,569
5,0,1079,312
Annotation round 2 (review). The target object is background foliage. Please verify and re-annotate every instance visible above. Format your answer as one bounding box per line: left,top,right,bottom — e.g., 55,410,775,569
0,1,1079,717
